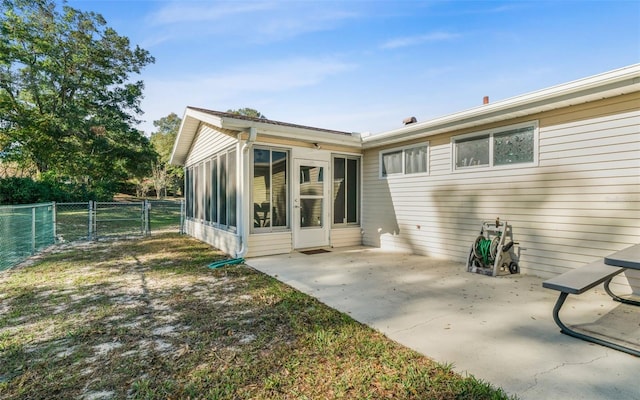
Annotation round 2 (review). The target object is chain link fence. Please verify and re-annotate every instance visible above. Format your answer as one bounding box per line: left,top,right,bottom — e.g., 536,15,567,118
147,200,184,234
55,202,92,242
0,203,56,271
94,201,147,239
1,199,184,271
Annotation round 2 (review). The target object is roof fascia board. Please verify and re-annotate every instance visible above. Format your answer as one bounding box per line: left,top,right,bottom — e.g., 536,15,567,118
222,119,362,147
363,63,640,149
169,114,199,166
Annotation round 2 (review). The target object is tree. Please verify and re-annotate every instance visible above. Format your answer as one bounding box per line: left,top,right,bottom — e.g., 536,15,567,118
226,107,267,119
0,0,156,196
149,112,182,198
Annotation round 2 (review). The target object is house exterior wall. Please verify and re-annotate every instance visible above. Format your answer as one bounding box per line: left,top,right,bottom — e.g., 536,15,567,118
246,232,292,257
245,143,363,256
361,93,640,282
330,227,363,247
183,124,364,258
185,123,237,165
184,219,239,256
184,123,241,256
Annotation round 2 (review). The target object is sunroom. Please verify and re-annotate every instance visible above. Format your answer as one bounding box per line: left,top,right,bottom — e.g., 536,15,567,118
170,107,363,258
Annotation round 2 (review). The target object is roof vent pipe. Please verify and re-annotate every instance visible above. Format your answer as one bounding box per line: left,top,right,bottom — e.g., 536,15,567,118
483,96,490,105
403,116,417,125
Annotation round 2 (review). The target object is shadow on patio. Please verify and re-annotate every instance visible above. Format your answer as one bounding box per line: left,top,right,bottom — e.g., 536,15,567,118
247,246,640,400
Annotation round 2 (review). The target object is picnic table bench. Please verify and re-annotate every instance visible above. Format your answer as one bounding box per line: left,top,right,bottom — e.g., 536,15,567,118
542,245,640,357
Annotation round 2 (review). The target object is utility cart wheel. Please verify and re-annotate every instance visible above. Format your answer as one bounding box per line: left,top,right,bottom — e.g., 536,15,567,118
509,262,519,274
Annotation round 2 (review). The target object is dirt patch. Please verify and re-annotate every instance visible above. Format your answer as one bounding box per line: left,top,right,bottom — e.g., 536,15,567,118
0,233,514,400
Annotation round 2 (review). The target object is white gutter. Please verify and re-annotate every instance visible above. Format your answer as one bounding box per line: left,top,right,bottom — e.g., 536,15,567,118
234,126,257,259
362,63,640,149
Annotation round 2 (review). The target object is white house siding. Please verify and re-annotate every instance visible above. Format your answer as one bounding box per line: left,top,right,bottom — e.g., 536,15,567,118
362,93,640,284
184,123,240,254
245,228,361,258
246,232,292,257
184,220,239,257
331,227,363,248
185,124,237,166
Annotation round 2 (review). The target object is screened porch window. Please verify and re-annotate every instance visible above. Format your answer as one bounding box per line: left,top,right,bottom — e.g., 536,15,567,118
333,156,360,225
253,148,288,230
184,146,237,230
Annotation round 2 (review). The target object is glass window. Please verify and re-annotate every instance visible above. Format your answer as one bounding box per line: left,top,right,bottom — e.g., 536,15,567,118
210,157,218,223
300,166,323,196
185,167,192,218
382,150,402,176
333,158,345,224
453,123,537,170
193,164,200,220
185,148,236,230
204,160,211,222
219,153,227,226
253,148,289,230
455,135,489,168
493,126,534,166
346,158,358,223
271,151,287,227
405,145,428,174
381,144,428,177
228,150,237,227
300,199,323,227
197,163,205,221
333,156,359,225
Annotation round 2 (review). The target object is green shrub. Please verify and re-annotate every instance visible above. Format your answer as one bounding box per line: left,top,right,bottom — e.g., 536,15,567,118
0,177,45,204
0,176,115,205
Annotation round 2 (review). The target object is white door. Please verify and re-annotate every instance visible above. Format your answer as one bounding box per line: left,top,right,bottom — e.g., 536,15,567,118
293,159,329,249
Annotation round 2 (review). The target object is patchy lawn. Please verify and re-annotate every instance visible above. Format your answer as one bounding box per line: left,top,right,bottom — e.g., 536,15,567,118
0,233,515,399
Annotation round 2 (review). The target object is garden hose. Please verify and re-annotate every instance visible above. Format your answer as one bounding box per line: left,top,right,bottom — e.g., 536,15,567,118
476,238,493,265
474,236,502,265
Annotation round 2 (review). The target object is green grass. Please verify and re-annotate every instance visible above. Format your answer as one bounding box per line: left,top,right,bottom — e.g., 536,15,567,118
0,233,516,399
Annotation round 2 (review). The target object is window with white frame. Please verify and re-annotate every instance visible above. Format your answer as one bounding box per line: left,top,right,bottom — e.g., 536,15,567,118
380,144,428,177
333,155,360,225
453,122,537,170
252,147,289,230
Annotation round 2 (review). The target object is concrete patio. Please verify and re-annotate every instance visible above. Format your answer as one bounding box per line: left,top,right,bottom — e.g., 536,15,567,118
246,246,640,400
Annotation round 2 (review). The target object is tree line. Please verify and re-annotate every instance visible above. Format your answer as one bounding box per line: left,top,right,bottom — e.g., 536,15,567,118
0,0,267,205
0,0,155,203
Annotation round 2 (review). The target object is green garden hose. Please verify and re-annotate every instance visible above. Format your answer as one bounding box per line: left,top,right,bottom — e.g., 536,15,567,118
476,238,493,265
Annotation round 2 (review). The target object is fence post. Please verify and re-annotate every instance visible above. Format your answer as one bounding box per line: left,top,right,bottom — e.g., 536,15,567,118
88,201,94,241
143,200,151,236
52,202,57,244
31,206,36,255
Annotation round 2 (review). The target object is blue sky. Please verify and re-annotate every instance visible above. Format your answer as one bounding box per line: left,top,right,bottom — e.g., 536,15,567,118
66,0,640,135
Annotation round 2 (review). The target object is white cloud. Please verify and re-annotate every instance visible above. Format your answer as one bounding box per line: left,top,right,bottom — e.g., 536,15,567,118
137,57,357,134
380,32,460,49
201,58,356,92
148,1,276,25
144,1,360,44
